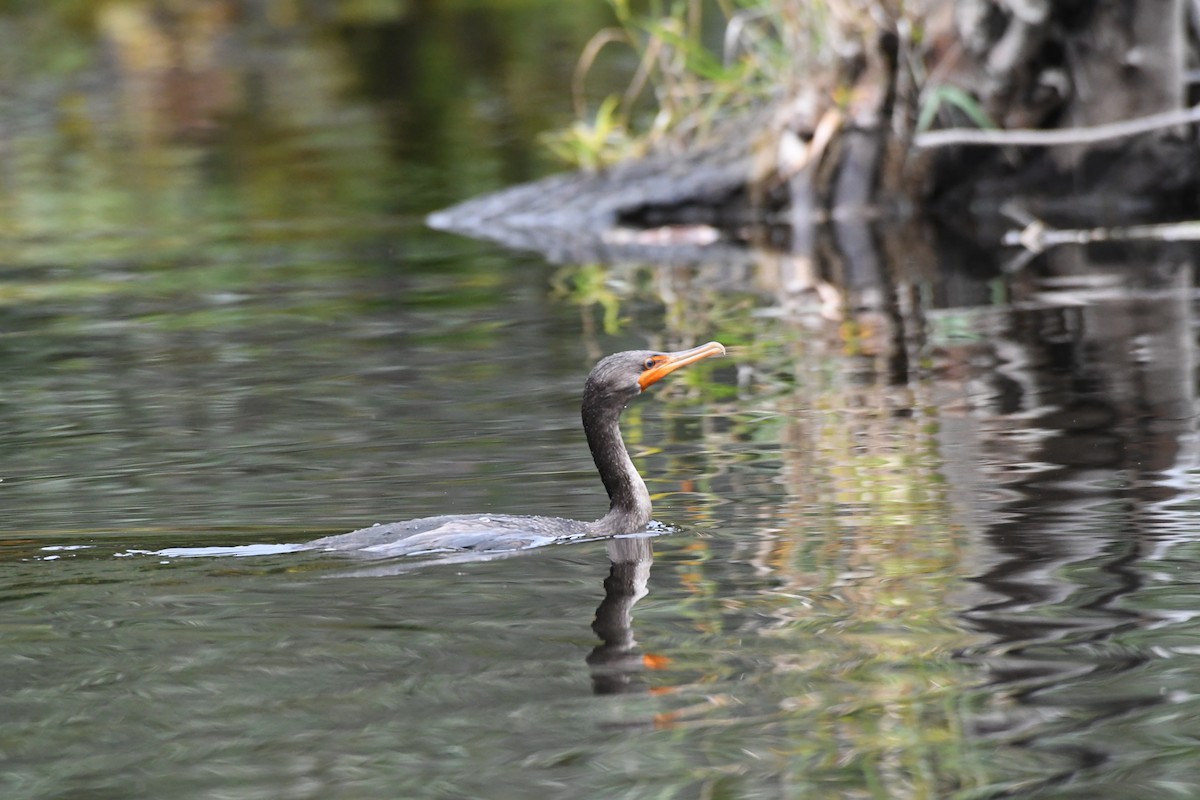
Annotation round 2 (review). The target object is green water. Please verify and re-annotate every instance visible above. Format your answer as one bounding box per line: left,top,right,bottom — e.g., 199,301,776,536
5,3,1200,799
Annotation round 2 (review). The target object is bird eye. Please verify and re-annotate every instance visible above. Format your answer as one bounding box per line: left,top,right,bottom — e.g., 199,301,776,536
643,357,657,370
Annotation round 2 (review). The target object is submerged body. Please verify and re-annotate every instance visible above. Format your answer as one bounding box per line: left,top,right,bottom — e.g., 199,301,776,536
310,514,592,558
309,342,725,558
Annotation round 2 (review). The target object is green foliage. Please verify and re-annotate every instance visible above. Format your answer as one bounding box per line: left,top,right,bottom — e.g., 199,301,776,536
547,0,815,168
551,262,627,334
918,84,997,132
540,95,642,172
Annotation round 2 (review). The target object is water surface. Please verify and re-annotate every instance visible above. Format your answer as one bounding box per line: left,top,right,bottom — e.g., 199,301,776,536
5,4,1200,799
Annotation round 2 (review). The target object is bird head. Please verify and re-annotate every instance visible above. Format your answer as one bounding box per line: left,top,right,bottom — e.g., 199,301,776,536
584,341,726,405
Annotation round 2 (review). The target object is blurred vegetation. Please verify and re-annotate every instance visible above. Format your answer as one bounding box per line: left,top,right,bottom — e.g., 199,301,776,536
542,0,896,168
553,260,1007,795
0,0,624,538
0,0,615,273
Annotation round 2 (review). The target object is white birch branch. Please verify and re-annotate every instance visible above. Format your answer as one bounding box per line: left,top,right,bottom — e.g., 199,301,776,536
916,104,1200,149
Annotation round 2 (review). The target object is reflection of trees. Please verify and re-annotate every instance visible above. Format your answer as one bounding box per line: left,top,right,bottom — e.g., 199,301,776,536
0,1,612,266
550,231,1200,794
2,1,388,263
936,256,1200,790
774,247,1200,794
0,2,622,535
333,1,613,198
556,258,994,793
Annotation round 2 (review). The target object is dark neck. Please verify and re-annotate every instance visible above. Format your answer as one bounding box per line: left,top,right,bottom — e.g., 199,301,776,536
582,391,651,535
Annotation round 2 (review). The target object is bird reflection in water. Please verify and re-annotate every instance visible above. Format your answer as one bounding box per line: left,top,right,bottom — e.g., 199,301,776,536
588,536,663,696
322,533,674,698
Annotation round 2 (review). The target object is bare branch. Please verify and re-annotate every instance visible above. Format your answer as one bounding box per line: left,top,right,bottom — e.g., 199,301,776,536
915,104,1200,149
1004,217,1200,252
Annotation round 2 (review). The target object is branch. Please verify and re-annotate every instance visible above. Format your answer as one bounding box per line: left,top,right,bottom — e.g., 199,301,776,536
915,104,1200,149
1004,217,1200,253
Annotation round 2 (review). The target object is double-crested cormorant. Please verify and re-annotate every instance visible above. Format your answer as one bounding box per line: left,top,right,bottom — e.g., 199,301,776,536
309,341,725,558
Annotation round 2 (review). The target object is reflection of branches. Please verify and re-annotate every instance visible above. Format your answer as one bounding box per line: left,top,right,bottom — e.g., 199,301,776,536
945,276,1199,790
551,264,626,352
1004,215,1200,254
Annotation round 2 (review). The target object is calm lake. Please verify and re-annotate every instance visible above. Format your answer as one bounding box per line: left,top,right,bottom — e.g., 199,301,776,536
4,4,1200,799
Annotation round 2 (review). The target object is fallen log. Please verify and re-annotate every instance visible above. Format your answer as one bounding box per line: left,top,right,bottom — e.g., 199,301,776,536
428,1,1200,266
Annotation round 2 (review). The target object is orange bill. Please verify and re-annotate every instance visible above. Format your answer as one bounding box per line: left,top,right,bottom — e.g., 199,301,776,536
637,341,726,391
